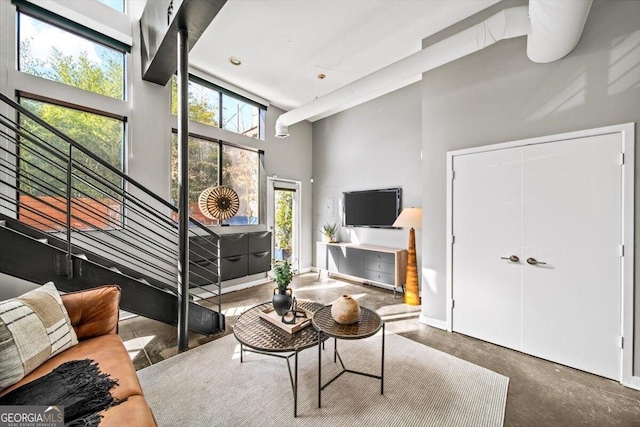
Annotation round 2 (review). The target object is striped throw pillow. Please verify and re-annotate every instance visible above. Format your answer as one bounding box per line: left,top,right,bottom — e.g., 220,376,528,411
0,282,78,391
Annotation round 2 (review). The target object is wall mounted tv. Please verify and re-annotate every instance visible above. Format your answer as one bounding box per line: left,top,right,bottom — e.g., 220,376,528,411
343,188,402,228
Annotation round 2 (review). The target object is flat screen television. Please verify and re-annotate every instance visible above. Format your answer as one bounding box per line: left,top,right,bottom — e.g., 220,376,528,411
343,188,402,228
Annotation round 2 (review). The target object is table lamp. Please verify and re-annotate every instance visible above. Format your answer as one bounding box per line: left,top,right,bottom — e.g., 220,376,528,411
392,207,422,306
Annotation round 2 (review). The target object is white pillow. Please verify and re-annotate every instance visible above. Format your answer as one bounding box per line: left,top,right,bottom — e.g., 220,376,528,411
0,282,78,390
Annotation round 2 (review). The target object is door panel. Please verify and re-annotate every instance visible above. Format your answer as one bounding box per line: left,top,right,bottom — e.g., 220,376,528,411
327,246,343,272
521,134,622,379
268,179,301,272
248,251,271,275
342,248,364,277
452,148,523,350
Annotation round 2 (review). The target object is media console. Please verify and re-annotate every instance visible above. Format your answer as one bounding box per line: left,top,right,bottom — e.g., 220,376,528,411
316,242,407,296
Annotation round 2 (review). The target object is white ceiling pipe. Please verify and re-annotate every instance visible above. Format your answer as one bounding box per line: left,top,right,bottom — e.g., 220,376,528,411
527,0,593,63
275,0,593,137
274,5,530,138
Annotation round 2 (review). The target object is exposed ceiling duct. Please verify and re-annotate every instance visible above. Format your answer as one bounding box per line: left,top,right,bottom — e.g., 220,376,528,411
275,0,593,138
527,0,593,63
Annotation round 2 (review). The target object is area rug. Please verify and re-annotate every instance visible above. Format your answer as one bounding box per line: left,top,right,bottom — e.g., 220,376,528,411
138,332,508,426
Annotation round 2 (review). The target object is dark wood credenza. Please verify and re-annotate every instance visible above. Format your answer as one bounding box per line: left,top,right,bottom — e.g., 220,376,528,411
190,231,271,285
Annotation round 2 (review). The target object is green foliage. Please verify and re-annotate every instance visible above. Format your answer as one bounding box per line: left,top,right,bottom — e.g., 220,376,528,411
275,191,293,252
272,259,295,291
221,145,259,220
170,134,219,204
171,76,220,127
47,48,123,99
18,41,124,201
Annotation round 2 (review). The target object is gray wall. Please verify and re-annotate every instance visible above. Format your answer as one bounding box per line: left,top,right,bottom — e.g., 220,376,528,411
421,0,640,369
312,82,422,266
264,105,314,270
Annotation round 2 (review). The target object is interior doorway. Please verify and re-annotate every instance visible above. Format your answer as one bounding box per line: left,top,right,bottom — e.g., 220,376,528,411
267,178,301,273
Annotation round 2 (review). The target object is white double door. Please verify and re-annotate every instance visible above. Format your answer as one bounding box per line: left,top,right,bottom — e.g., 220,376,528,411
452,133,622,380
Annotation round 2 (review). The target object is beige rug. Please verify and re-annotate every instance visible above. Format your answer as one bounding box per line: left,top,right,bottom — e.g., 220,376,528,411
138,332,508,426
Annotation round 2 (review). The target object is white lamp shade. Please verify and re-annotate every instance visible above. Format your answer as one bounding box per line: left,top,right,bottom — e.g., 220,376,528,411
393,207,422,229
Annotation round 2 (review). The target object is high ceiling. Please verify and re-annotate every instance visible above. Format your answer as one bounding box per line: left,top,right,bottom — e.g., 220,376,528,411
190,0,499,119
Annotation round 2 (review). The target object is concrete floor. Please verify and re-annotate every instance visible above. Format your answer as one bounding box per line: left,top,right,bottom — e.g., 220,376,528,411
119,272,640,426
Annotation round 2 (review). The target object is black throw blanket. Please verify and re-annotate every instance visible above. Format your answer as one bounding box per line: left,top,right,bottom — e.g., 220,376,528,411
0,359,122,427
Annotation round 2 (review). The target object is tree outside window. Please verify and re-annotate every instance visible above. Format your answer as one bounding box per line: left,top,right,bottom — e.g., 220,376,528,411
18,14,125,100
16,16,125,231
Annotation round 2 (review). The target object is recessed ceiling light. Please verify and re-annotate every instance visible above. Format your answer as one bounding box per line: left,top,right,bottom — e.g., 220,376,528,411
317,73,326,80
228,56,242,66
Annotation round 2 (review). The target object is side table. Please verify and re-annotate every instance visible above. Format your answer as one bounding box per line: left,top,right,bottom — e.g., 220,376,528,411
312,305,385,408
233,300,327,417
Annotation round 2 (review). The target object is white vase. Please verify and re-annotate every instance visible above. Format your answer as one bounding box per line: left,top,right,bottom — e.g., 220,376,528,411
331,294,361,324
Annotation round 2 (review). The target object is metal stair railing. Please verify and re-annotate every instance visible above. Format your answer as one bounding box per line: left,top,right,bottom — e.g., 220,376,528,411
0,92,225,327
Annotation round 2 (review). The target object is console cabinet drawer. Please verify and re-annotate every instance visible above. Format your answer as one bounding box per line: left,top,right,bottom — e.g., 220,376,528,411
220,233,249,258
190,235,218,261
249,232,271,254
221,255,248,280
190,260,219,286
364,259,395,275
364,269,395,286
364,251,395,264
248,251,271,275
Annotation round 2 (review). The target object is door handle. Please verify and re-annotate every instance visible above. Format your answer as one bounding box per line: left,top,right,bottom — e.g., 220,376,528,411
526,257,547,265
500,255,520,263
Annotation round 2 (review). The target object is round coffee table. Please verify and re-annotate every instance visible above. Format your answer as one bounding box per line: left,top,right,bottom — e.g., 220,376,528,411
233,300,327,417
312,305,385,408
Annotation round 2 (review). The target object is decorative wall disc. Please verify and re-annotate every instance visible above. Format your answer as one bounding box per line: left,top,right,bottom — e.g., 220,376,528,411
198,186,240,220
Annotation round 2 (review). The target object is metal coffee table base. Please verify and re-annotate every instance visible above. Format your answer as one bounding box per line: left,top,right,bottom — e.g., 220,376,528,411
317,323,385,408
240,344,301,417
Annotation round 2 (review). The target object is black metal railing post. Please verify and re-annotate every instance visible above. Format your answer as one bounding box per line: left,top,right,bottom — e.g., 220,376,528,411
217,238,223,330
65,144,73,278
177,27,190,352
1,90,225,337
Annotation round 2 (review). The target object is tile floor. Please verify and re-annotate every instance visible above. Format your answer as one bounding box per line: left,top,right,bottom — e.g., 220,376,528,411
119,272,640,426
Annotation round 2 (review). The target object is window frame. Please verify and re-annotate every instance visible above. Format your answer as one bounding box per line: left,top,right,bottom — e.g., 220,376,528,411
13,0,131,53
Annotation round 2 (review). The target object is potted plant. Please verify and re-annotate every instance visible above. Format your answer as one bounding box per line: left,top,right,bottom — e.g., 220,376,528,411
271,259,296,315
320,223,338,243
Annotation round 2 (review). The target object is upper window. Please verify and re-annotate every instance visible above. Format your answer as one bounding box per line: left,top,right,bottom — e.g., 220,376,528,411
221,94,259,139
18,13,125,100
98,0,125,13
171,76,266,140
171,77,220,127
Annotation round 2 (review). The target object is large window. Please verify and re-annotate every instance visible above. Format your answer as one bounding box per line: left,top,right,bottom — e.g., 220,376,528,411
171,133,260,226
18,97,125,231
18,13,125,100
171,76,266,140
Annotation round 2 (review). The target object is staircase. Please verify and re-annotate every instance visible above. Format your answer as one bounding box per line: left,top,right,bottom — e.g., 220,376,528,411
0,92,225,335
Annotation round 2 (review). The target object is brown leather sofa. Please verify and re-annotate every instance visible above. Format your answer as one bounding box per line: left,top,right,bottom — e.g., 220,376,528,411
0,285,157,426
